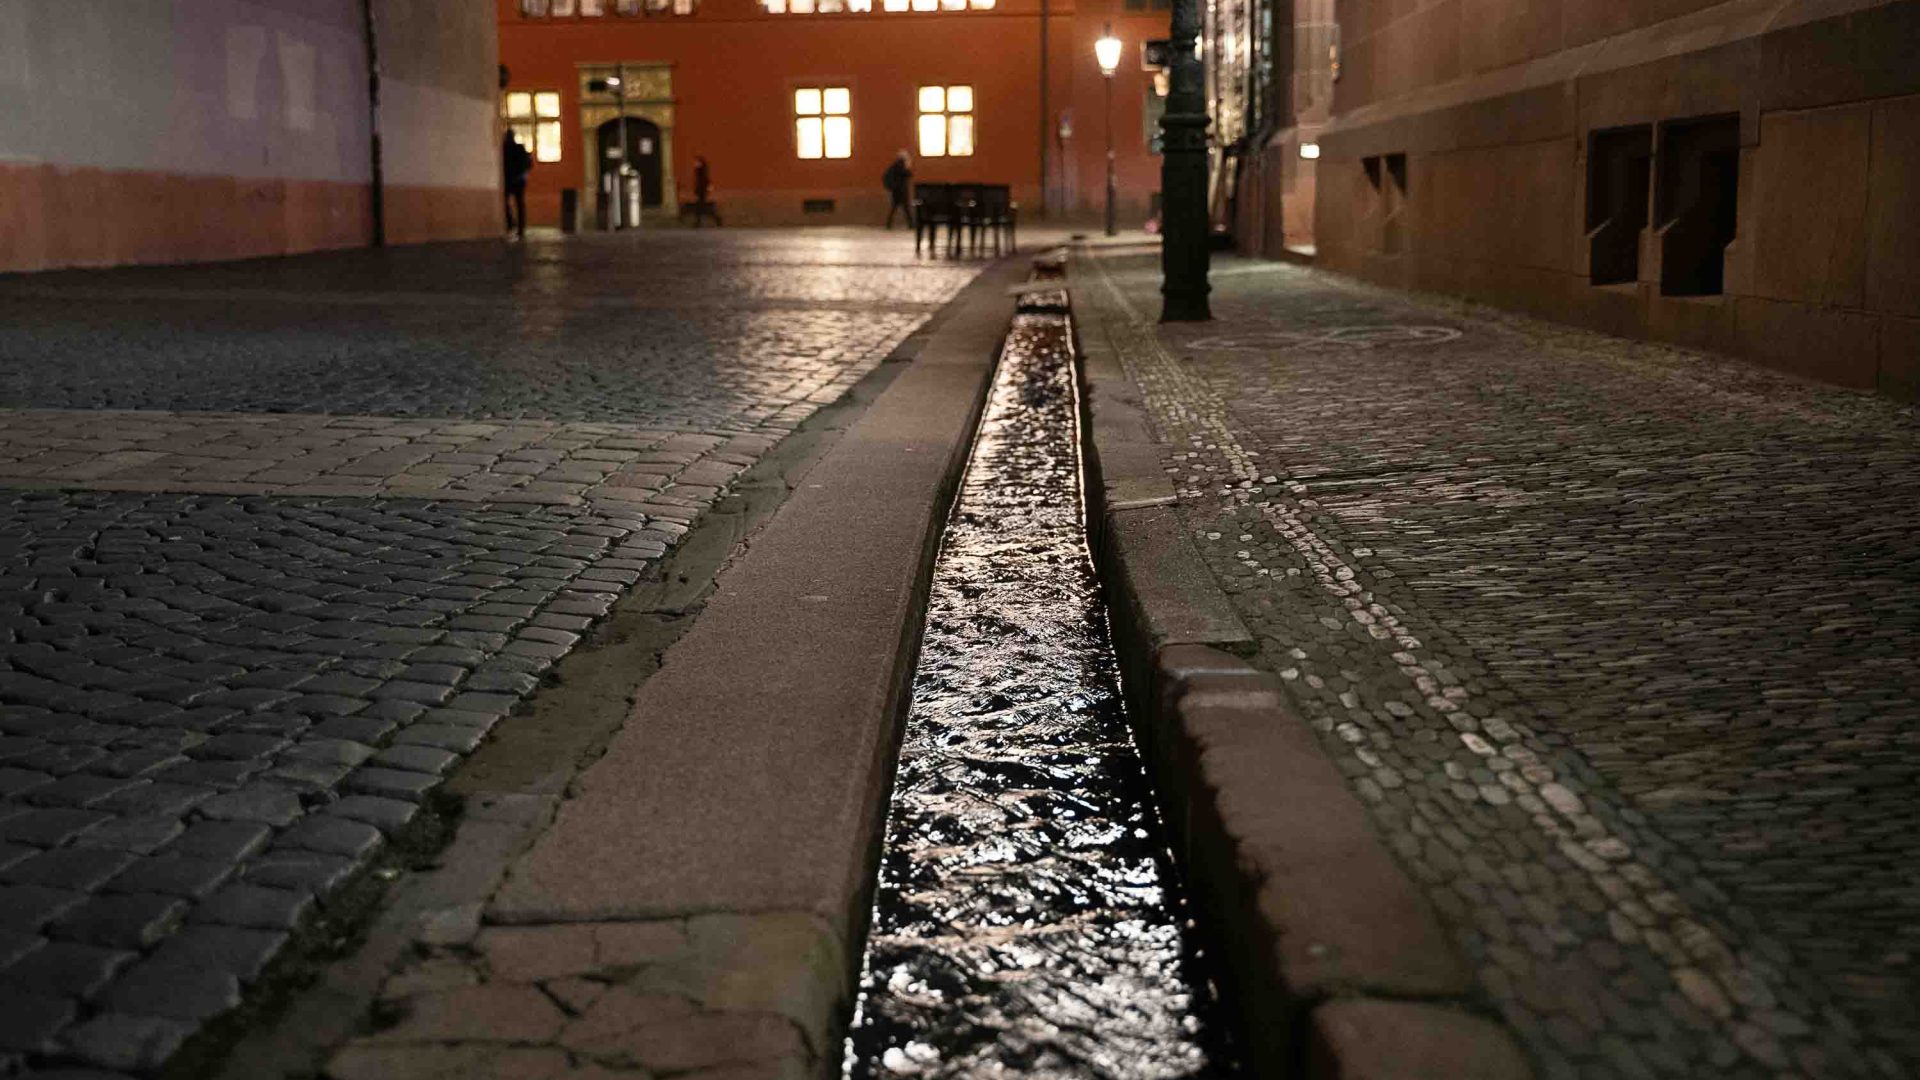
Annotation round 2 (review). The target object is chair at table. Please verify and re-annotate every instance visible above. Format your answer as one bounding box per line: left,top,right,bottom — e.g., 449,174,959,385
943,183,983,256
977,185,1017,255
914,182,955,257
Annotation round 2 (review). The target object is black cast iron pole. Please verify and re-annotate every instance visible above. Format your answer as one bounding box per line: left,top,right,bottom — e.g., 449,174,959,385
1103,59,1116,237
1159,0,1210,320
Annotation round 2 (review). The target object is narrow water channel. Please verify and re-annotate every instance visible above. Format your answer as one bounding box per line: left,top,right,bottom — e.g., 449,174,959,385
844,298,1231,1079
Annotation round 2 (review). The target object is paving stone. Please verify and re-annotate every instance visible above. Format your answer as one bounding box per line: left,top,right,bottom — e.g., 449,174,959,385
164,820,271,863
322,795,418,831
278,816,383,859
0,885,86,933
0,809,110,847
20,775,142,809
48,893,186,949
104,856,236,900
149,924,286,983
192,884,313,931
390,724,486,754
342,767,440,803
0,929,40,966
0,940,135,999
193,785,302,827
1,849,137,892
243,851,359,897
92,783,211,819
58,1013,195,1072
0,988,77,1053
280,738,377,768
99,957,242,1021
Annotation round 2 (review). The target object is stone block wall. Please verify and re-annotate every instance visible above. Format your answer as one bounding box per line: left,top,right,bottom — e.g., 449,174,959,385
1310,0,1920,400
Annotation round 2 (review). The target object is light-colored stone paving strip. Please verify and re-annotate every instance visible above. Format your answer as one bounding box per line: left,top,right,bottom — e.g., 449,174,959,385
0,410,779,518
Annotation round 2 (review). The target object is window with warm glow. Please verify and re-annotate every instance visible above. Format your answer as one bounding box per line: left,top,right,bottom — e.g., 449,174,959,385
795,86,853,159
503,91,564,163
916,85,974,157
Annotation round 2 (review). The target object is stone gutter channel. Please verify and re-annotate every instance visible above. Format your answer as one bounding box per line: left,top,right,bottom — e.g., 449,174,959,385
842,277,1232,1077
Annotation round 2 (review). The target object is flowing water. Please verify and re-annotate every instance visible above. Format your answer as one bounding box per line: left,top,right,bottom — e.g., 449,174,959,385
844,299,1232,1079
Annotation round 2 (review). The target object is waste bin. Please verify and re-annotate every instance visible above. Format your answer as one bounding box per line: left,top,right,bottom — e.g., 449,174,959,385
560,188,580,234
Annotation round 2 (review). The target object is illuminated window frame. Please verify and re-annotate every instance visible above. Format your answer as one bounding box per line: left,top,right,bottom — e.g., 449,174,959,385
503,90,564,163
916,85,974,158
794,86,853,160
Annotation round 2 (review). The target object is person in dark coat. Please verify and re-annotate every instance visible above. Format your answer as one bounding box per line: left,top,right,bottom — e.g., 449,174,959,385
690,156,722,227
883,150,913,229
503,131,533,239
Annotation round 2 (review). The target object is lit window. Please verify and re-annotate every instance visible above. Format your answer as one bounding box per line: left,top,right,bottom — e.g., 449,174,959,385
940,0,964,8
764,0,787,9
916,84,974,157
551,0,576,13
969,0,994,7
581,0,605,12
795,86,852,159
520,0,550,14
792,0,815,10
614,0,641,12
849,0,873,9
819,0,845,10
673,0,696,11
504,90,564,163
911,0,936,9
883,0,908,8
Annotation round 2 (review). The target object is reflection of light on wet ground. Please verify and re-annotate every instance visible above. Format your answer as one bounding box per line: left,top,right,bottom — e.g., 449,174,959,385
844,312,1230,1078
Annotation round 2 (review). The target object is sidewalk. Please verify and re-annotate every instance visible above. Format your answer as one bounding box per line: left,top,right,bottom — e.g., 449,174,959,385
1071,249,1920,1080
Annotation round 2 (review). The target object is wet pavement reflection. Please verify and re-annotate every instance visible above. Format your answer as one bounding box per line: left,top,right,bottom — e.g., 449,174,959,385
845,307,1230,1078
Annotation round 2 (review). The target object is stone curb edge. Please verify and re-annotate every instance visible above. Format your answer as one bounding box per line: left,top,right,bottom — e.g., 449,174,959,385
1062,248,1536,1080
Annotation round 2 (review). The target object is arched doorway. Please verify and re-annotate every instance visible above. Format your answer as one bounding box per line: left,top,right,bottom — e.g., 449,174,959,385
597,117,664,209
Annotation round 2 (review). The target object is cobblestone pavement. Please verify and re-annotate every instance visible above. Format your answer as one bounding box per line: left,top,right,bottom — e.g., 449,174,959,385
1079,252,1920,1080
0,229,981,1075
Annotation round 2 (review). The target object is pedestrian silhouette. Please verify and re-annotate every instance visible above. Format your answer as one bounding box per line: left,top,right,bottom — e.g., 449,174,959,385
503,131,533,239
690,156,722,227
884,150,914,229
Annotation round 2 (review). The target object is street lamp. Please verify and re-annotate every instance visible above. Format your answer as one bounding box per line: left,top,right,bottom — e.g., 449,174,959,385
1095,27,1123,237
1160,0,1210,319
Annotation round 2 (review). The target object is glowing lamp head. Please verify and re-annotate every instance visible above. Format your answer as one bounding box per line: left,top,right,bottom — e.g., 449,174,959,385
1095,29,1123,76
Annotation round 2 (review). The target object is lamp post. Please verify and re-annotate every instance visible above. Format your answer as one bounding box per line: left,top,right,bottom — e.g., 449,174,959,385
1094,27,1122,238
1160,0,1210,319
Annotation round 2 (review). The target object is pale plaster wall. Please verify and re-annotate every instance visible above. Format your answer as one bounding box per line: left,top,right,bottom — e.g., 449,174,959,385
0,0,372,183
375,0,500,192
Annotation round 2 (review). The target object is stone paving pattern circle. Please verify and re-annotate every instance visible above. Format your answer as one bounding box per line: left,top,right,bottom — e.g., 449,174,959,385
0,230,981,1075
1085,252,1920,1080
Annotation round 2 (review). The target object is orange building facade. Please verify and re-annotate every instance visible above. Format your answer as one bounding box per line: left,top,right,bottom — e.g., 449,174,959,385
496,0,1172,228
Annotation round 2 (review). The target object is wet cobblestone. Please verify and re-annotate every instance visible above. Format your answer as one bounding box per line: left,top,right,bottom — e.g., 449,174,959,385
1079,253,1920,1079
0,230,978,1074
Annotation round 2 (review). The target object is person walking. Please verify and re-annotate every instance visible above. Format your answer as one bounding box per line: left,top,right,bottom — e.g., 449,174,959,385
691,156,722,227
883,150,913,230
503,130,533,239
